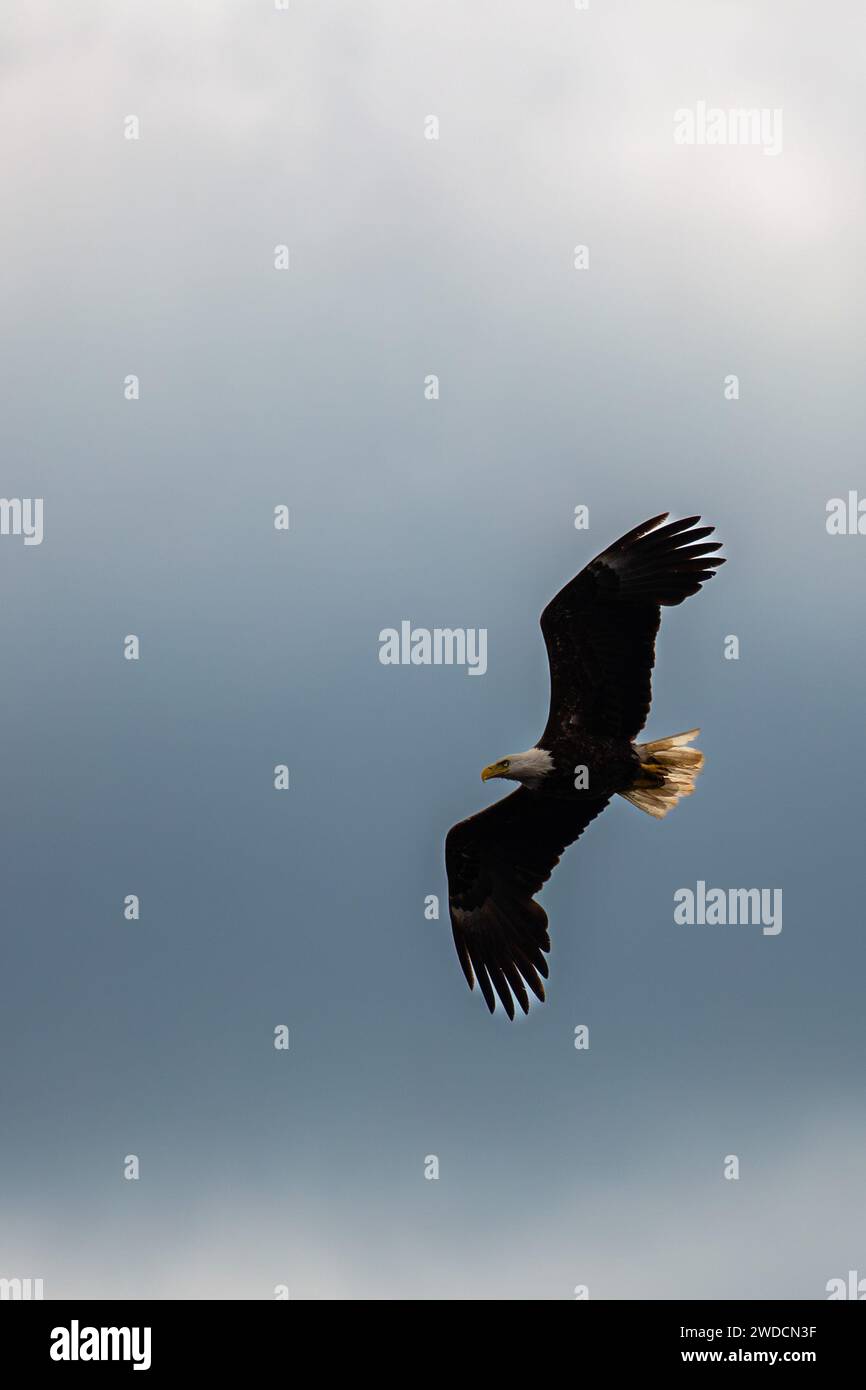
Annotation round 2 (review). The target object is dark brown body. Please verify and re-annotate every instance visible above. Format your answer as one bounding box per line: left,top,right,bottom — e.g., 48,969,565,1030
538,733,641,801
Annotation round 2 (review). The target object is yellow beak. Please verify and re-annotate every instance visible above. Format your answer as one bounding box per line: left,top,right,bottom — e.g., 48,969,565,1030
481,763,500,782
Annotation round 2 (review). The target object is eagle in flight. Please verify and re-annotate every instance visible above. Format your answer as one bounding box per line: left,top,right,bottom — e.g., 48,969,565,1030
445,513,724,1019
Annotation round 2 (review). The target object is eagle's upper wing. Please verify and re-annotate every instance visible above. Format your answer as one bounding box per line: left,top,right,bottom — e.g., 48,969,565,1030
539,514,724,743
445,788,610,1018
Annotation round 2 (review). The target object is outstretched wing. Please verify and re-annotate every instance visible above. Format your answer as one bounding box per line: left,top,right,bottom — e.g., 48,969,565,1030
539,514,724,743
445,788,610,1018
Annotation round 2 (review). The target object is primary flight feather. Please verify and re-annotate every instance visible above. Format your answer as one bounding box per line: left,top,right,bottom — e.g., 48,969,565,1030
444,512,724,1019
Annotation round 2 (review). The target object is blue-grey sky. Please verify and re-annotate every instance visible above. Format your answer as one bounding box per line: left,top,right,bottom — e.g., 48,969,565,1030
1,0,864,1299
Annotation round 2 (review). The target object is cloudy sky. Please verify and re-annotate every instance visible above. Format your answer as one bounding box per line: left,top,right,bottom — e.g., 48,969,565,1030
1,0,864,1298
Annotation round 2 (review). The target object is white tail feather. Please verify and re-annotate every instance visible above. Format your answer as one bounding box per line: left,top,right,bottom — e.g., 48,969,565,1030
619,729,704,819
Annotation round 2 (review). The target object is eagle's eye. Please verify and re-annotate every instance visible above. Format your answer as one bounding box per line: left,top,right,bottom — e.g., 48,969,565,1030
502,759,510,769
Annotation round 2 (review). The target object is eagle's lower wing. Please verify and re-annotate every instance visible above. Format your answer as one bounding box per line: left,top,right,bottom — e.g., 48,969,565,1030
539,513,724,742
445,788,610,1018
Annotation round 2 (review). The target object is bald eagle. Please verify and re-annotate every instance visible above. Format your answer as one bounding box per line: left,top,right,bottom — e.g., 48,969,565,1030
445,513,724,1019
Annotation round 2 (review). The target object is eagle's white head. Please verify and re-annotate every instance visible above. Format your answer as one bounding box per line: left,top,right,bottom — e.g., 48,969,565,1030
481,747,554,788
